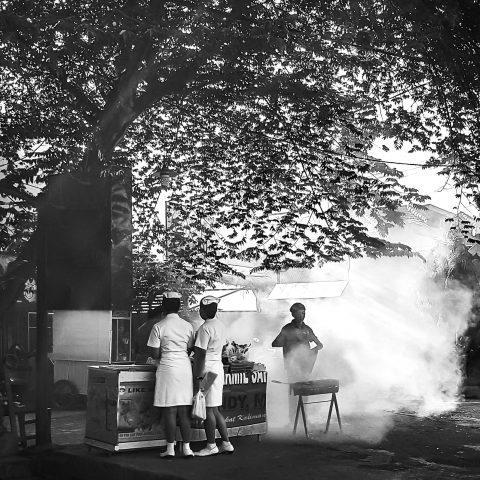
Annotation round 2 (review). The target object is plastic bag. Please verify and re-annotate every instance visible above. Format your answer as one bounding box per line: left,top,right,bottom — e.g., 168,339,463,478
192,390,206,420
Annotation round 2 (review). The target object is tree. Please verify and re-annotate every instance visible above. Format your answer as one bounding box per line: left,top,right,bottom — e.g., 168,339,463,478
428,216,480,387
4,0,453,310
347,0,480,210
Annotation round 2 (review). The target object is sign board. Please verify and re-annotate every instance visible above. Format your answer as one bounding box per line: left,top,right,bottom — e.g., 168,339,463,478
222,371,267,427
117,381,165,442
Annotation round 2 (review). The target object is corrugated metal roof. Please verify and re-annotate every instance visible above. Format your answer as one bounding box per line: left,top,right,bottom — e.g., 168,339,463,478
268,280,348,300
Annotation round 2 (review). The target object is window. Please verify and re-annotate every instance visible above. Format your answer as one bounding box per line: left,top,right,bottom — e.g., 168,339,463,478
111,316,131,363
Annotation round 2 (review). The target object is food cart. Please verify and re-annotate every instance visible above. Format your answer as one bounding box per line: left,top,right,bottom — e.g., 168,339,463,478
84,363,267,452
84,365,163,451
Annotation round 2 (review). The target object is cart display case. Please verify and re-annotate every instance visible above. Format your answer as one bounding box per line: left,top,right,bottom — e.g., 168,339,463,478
85,365,165,451
84,364,267,452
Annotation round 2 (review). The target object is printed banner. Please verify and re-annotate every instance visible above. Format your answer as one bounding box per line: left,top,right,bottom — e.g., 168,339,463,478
117,381,165,442
222,371,267,427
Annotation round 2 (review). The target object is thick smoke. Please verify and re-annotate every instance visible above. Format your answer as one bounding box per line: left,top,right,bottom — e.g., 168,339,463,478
217,255,472,442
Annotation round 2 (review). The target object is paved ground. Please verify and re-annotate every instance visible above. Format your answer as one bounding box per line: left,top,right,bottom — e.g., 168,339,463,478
50,410,86,446
3,400,480,480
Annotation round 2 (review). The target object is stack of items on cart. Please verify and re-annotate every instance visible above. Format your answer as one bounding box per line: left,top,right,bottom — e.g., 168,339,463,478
222,340,253,373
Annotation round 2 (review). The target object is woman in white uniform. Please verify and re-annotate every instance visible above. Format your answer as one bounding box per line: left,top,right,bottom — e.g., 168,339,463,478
193,296,234,456
147,292,194,458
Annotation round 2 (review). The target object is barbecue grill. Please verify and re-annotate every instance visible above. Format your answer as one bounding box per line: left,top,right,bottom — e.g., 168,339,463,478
290,379,342,437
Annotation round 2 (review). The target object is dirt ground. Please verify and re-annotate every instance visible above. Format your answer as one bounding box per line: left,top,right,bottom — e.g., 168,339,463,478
19,399,480,480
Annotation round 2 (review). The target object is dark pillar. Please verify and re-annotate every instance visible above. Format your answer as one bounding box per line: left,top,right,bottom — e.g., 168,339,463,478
35,172,132,444
42,172,132,311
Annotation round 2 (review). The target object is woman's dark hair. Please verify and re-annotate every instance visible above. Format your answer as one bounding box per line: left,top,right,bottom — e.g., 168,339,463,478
162,298,181,314
147,305,163,319
199,302,217,319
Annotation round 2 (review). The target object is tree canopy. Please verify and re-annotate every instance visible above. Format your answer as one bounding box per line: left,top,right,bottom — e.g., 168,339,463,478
1,0,478,307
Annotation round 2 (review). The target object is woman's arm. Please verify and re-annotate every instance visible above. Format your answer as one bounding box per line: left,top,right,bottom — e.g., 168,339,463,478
146,325,161,363
187,328,195,356
147,346,161,365
192,346,206,394
150,346,161,359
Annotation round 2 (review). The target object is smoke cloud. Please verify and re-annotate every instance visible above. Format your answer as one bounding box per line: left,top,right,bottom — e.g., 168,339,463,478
217,255,472,442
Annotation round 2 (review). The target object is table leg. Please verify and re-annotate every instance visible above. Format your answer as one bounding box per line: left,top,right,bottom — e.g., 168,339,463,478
325,395,334,434
333,393,342,431
293,397,301,435
299,397,308,438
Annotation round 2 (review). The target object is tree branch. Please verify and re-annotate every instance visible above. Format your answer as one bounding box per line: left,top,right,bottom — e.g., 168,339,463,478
0,180,39,207
134,60,201,114
3,31,101,123
84,38,154,166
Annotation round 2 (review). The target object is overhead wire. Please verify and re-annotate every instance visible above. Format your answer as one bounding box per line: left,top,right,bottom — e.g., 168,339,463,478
362,157,428,167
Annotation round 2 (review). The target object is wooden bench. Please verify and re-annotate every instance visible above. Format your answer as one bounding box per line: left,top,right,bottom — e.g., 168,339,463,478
3,361,51,448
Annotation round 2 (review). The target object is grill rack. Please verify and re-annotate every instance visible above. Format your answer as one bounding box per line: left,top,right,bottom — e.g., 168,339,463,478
290,378,342,437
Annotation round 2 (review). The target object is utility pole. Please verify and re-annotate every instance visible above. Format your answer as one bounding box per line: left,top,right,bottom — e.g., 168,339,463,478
36,203,51,446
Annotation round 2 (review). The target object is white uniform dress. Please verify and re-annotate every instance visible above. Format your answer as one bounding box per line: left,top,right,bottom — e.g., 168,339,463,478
147,314,195,407
195,318,226,407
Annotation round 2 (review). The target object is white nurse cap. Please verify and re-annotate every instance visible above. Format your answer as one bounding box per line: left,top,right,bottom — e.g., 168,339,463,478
163,291,181,299
200,295,220,305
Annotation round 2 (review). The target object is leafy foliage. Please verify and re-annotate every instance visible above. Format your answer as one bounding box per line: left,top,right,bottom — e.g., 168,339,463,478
8,0,474,308
348,0,480,210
